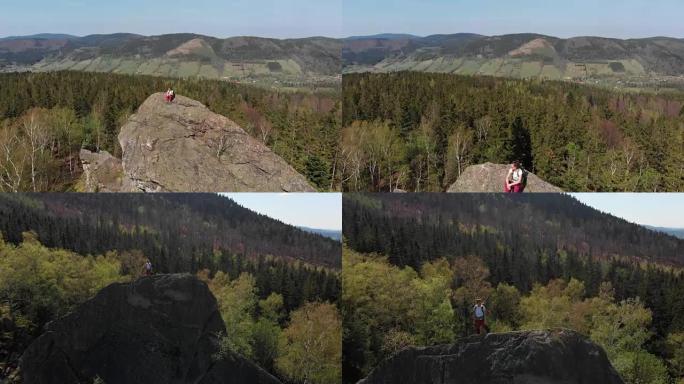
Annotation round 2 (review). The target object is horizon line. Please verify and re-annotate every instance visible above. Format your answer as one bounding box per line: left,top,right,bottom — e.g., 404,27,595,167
4,31,683,41
0,31,343,40
344,31,684,40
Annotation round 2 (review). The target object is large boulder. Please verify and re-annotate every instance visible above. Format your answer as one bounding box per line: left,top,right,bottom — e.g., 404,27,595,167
79,149,124,192
20,274,281,384
81,93,315,192
358,329,624,384
447,163,562,192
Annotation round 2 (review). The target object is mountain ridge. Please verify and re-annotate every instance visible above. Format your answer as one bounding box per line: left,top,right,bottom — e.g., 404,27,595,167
645,225,684,239
0,32,341,88
343,193,684,269
343,32,684,87
298,226,342,241
0,193,341,269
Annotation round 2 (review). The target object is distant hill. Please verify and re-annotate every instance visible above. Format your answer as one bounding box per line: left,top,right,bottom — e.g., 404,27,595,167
0,33,341,88
343,32,684,85
298,226,342,241
0,33,78,41
346,33,421,41
343,193,684,269
0,193,341,269
646,225,684,239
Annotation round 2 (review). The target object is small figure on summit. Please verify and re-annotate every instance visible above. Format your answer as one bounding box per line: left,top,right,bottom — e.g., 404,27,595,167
164,88,176,103
473,298,489,335
143,259,154,276
504,161,526,193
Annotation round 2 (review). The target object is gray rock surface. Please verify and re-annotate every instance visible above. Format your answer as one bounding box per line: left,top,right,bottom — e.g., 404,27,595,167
447,163,563,193
118,93,314,192
80,93,315,192
79,149,124,192
20,274,281,384
358,329,624,384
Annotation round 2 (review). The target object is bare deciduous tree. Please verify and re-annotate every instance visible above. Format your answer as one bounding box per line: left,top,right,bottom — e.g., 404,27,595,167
23,112,51,191
445,126,472,184
0,125,26,192
211,133,231,160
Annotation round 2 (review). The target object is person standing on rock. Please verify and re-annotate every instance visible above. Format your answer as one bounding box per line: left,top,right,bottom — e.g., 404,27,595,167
473,298,488,335
143,259,153,276
504,161,525,193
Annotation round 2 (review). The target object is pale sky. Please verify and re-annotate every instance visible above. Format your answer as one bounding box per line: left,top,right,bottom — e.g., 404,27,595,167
221,193,342,231
5,1,680,40
0,0,342,38
570,193,684,228
343,0,684,39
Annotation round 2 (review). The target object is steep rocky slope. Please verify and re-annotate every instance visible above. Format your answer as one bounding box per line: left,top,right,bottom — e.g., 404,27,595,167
80,93,315,192
20,274,282,384
447,163,562,192
358,329,623,384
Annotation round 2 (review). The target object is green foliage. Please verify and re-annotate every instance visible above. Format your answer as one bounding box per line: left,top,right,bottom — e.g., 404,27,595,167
343,244,680,384
489,283,521,328
666,333,684,381
0,71,340,191
259,292,286,324
0,233,123,331
342,72,684,191
0,234,126,377
276,302,342,384
0,193,341,302
251,317,282,372
342,249,457,380
343,193,684,383
203,270,341,382
209,272,258,358
518,278,669,383
339,120,408,191
305,155,332,190
612,351,670,384
591,298,652,359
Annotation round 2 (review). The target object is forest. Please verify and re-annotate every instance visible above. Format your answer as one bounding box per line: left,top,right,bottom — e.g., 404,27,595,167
342,193,684,384
0,193,341,383
341,72,684,192
0,71,341,191
0,193,341,269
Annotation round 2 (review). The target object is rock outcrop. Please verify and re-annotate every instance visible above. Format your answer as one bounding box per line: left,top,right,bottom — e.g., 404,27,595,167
358,329,624,384
79,149,124,192
447,163,563,192
20,274,281,384
81,93,315,192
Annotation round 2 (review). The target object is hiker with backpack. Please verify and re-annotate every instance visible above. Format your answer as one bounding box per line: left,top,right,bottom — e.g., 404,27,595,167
504,161,526,193
142,259,153,276
473,298,489,335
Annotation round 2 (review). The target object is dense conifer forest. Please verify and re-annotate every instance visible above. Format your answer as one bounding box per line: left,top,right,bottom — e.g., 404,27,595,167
342,193,684,384
0,193,341,383
0,71,341,191
341,72,684,192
